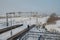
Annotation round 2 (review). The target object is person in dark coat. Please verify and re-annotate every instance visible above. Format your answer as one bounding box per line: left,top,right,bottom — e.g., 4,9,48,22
38,35,42,40
27,25,29,29
42,25,45,29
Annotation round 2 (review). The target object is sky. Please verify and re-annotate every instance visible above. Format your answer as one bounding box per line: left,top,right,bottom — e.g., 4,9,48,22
0,0,60,15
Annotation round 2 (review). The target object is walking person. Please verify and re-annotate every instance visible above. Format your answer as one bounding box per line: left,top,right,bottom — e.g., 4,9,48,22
27,25,29,29
38,35,42,40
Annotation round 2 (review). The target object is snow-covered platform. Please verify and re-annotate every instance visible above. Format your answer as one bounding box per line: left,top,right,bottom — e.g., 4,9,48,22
0,24,23,34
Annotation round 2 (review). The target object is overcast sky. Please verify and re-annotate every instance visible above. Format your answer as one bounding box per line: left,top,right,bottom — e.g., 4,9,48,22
0,0,60,15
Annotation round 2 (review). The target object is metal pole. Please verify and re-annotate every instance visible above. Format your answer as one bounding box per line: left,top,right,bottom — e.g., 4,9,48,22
36,12,38,24
11,14,12,36
6,13,8,26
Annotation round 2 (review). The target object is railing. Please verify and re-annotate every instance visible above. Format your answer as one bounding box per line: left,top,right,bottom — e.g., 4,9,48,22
0,24,23,34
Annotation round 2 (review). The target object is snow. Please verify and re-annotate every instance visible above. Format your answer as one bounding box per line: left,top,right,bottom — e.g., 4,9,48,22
56,20,60,27
27,37,38,40
38,16,49,24
22,25,47,40
0,16,50,40
0,16,49,29
30,26,46,32
45,20,60,33
0,17,28,29
0,25,27,40
21,24,60,40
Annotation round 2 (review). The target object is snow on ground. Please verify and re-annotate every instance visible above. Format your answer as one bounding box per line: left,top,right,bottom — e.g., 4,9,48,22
0,17,29,29
0,16,49,40
38,16,49,24
27,37,38,40
0,25,27,40
27,26,60,40
30,26,46,32
26,26,46,40
0,16,49,29
45,20,60,33
56,20,60,27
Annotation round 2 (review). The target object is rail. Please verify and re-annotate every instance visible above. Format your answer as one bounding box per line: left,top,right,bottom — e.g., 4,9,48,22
0,24,23,34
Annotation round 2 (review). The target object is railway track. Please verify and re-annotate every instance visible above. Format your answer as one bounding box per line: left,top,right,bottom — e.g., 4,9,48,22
7,25,36,40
